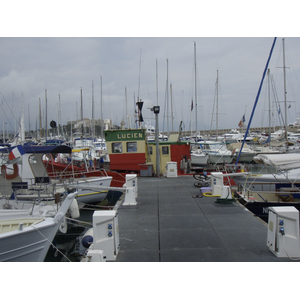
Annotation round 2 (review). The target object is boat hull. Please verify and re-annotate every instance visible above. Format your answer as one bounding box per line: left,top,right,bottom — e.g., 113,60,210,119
191,153,209,166
70,176,113,204
0,219,59,261
237,198,300,223
208,154,233,164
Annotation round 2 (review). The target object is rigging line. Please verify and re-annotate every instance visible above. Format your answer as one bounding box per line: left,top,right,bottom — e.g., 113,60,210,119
0,92,21,130
33,225,72,262
271,74,285,128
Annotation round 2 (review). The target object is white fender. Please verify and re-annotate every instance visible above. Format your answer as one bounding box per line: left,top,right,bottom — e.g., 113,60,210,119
59,216,68,233
180,159,184,170
69,198,80,219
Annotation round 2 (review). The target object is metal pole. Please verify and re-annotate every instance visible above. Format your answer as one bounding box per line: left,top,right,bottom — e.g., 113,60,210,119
155,111,160,176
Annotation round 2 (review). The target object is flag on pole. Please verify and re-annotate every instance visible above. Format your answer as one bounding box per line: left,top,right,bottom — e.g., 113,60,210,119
8,145,25,160
191,99,193,111
238,114,245,128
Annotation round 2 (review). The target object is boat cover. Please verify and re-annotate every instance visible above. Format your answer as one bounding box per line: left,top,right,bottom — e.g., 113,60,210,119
21,145,72,154
253,153,300,170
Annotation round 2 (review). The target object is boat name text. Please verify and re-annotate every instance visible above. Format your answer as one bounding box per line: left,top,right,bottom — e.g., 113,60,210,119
117,133,143,140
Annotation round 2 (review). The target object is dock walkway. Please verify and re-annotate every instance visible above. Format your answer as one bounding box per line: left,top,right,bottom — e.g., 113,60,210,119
116,175,293,262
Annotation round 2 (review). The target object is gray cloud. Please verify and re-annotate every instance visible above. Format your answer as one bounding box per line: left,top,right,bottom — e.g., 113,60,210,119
1,37,300,134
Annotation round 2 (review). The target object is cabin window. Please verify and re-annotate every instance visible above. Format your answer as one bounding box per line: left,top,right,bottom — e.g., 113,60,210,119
162,146,169,155
112,142,123,153
148,146,153,155
127,142,137,153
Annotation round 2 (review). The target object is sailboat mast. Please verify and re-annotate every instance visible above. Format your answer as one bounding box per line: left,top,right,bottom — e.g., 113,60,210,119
58,94,61,137
80,87,83,137
216,69,219,137
170,83,174,132
39,97,42,138
282,38,288,143
28,103,30,134
45,89,47,141
194,41,197,139
92,80,95,137
166,58,169,135
267,69,271,134
100,75,103,138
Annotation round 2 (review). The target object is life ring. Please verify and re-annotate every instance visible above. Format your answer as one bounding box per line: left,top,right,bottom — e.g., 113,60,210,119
1,164,19,180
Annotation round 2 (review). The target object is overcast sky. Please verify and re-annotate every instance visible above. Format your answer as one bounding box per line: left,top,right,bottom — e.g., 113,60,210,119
1,3,300,136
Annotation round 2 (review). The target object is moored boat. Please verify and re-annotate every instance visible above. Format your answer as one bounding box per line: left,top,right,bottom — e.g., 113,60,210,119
0,192,77,262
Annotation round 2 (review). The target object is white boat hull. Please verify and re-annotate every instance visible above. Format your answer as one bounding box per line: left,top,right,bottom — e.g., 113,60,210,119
75,176,113,204
0,219,60,261
0,192,76,262
191,153,209,165
208,154,233,164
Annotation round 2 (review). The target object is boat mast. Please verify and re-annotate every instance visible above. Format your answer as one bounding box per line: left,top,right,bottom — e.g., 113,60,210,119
235,37,277,166
92,80,95,137
194,41,197,140
166,58,169,135
39,97,42,139
170,83,174,132
58,94,61,137
216,69,219,137
267,69,271,135
28,103,30,135
100,75,103,138
125,87,128,129
80,87,83,137
45,89,47,141
282,38,288,144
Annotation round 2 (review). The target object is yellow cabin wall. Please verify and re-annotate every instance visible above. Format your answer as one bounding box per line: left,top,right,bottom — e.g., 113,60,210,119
147,144,171,174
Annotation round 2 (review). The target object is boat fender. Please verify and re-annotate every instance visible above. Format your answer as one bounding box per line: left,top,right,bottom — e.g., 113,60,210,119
69,198,80,219
59,216,68,234
180,159,184,170
82,228,93,248
187,159,191,173
1,164,19,180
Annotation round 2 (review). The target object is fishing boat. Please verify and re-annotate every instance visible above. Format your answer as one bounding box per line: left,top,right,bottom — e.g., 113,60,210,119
0,191,77,262
0,145,112,205
104,128,191,176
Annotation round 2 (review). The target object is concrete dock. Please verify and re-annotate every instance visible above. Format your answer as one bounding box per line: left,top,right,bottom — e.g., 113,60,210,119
116,175,293,262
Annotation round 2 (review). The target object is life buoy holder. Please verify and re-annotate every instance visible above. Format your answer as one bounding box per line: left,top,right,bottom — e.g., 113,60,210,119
1,164,19,180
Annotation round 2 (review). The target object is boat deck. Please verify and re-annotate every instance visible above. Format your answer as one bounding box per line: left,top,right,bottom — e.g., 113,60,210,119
116,175,293,262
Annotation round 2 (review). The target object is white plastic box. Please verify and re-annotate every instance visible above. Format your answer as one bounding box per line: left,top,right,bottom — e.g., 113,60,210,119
166,162,177,177
267,206,300,258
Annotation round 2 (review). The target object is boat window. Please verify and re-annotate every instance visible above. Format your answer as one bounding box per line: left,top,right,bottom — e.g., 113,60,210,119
162,146,169,155
127,142,137,153
112,142,123,153
148,146,153,155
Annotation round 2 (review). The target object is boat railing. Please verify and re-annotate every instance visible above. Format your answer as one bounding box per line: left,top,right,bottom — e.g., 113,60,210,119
47,168,109,181
237,181,300,203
